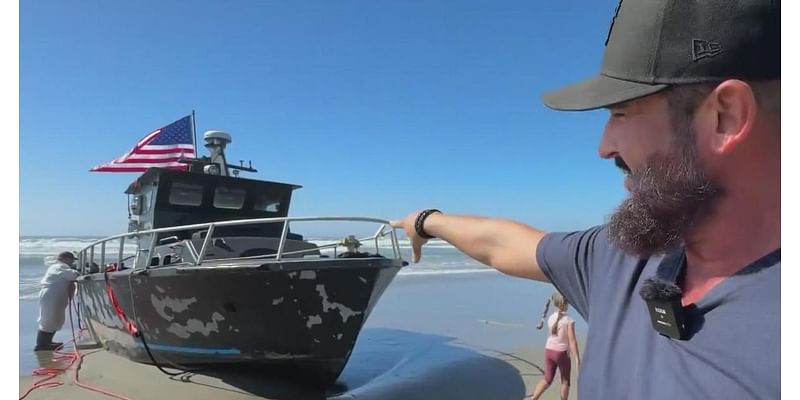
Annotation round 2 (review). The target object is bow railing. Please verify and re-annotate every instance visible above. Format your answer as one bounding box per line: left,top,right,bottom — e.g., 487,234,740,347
76,216,402,274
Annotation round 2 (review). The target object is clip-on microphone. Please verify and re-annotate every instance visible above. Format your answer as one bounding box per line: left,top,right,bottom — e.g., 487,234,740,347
639,277,687,340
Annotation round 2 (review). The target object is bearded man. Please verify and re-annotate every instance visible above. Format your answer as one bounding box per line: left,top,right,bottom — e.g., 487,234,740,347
391,0,780,398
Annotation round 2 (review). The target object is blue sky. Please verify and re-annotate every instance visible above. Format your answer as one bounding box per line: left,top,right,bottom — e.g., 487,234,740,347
20,0,626,237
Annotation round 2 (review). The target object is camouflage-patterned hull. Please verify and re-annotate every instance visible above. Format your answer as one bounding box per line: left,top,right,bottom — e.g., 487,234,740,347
77,257,403,385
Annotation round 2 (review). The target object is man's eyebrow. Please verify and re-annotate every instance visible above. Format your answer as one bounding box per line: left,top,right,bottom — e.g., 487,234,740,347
606,103,630,112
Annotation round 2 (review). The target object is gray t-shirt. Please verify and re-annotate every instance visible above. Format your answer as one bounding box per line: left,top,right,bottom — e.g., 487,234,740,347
537,225,780,399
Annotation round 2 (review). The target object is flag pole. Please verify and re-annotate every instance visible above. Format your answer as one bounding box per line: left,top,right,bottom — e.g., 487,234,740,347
191,109,198,157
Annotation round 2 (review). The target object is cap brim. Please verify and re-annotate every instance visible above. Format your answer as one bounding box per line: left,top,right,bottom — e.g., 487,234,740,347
542,74,668,111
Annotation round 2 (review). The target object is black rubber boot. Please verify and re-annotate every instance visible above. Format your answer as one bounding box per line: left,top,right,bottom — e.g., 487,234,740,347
34,330,62,351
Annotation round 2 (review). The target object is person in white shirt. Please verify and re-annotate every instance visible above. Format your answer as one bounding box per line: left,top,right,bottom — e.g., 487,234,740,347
530,292,580,400
35,251,79,351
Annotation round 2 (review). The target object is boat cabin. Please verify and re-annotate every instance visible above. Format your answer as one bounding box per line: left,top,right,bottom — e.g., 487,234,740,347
126,168,301,239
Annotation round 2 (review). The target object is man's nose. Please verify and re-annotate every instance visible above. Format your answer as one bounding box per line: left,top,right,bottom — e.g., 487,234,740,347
598,122,618,160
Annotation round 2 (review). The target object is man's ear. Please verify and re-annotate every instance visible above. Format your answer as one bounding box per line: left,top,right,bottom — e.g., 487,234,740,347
707,80,758,154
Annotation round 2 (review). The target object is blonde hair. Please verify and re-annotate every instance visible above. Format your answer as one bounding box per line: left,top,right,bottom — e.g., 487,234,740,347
536,292,568,335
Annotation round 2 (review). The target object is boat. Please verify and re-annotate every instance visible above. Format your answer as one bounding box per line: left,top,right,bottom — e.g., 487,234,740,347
74,130,406,385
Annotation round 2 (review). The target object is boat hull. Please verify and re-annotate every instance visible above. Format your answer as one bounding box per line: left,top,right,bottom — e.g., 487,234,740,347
77,258,403,385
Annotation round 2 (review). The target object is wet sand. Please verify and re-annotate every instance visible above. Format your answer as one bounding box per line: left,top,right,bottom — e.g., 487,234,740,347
20,272,584,399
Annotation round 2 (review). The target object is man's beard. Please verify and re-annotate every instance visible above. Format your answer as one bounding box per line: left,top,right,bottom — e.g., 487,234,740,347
607,128,723,258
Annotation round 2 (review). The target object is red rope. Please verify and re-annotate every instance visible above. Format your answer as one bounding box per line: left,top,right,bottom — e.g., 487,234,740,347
18,343,76,399
20,300,136,400
105,274,139,337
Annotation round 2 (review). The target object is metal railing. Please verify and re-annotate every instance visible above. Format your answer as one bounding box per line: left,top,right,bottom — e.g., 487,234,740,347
77,216,402,274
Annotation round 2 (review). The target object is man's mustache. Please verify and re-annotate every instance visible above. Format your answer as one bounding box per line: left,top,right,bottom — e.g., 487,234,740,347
614,157,631,174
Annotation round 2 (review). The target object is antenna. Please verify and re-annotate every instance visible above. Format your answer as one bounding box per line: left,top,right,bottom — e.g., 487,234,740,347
203,131,232,176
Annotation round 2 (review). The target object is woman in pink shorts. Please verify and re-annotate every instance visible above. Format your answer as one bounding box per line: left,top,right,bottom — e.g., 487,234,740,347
530,292,581,400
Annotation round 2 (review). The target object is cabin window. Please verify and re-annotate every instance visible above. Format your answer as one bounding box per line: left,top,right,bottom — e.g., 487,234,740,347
214,186,246,209
139,191,152,214
130,192,151,215
129,195,142,215
169,182,203,206
253,193,281,212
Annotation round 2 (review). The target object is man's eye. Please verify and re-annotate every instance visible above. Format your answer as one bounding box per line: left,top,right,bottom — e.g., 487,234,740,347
612,112,625,118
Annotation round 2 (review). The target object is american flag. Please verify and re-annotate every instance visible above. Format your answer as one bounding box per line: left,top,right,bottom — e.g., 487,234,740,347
90,115,196,173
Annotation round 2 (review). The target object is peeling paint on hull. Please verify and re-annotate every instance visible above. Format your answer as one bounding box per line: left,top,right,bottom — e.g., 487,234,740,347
77,258,403,385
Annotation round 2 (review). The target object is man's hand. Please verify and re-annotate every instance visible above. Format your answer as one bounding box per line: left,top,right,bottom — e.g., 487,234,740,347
390,210,549,281
390,211,428,263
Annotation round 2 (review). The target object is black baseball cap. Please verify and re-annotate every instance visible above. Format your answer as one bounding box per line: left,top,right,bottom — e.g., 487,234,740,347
542,0,780,111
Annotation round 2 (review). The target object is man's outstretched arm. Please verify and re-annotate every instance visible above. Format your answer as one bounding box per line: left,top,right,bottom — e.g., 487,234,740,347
391,211,550,282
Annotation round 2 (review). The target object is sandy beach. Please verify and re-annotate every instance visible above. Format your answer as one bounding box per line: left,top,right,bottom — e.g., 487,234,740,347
20,266,584,399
